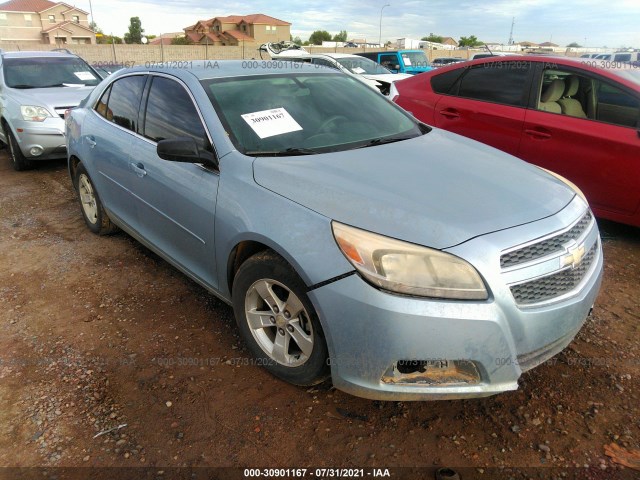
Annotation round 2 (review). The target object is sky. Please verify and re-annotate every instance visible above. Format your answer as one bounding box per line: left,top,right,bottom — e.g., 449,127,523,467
85,0,640,48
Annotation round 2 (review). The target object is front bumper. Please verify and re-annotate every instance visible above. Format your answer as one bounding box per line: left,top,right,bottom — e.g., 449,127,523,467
11,118,66,160
309,198,603,401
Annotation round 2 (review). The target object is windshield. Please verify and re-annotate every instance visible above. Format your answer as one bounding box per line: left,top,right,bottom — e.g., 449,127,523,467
202,73,426,156
401,51,430,69
335,57,392,75
3,57,101,88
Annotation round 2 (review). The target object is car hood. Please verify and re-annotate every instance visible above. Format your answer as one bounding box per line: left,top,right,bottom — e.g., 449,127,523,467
361,73,412,83
8,86,94,109
253,129,575,249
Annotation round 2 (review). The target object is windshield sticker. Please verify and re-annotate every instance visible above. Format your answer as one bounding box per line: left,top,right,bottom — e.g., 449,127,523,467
74,71,96,81
352,66,366,74
241,107,302,139
402,56,412,66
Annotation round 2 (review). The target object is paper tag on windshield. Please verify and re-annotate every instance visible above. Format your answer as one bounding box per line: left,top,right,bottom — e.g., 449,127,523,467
402,56,412,66
74,71,96,81
241,107,302,139
352,67,366,74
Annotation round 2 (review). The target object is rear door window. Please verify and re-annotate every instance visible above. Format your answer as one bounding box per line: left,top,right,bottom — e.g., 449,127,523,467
102,75,146,132
457,62,532,107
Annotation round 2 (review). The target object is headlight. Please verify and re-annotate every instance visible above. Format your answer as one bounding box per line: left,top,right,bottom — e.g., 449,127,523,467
21,105,52,122
332,222,488,300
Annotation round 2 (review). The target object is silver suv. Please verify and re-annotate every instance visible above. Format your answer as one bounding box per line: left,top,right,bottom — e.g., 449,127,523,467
0,50,101,170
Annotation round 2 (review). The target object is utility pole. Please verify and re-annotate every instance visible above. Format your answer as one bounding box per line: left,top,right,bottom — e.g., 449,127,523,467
508,17,515,45
88,0,94,26
379,4,390,48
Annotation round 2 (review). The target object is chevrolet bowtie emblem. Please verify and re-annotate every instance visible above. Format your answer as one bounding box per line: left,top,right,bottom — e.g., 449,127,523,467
561,243,586,269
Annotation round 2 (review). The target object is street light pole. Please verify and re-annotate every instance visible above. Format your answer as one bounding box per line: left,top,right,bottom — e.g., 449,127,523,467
379,4,390,48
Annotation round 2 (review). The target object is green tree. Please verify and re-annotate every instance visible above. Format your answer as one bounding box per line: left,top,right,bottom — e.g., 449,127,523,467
97,33,123,44
308,30,332,45
171,36,193,45
458,35,483,47
124,16,144,44
292,36,303,46
566,42,582,48
421,33,443,43
333,30,348,42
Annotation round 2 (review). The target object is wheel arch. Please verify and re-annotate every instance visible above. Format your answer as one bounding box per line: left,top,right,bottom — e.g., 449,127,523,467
227,239,301,296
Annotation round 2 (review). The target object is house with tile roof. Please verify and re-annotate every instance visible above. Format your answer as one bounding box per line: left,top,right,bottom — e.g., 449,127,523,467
0,0,95,44
184,13,290,46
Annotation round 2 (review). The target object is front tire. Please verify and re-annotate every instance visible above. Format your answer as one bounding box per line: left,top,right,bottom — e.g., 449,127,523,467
5,127,32,171
74,163,119,235
232,251,330,386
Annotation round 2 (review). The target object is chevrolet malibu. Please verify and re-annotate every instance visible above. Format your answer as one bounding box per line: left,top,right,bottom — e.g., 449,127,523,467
66,62,603,401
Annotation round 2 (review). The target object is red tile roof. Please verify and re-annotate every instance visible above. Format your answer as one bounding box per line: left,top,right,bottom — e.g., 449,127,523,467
206,13,290,26
150,37,173,45
186,32,203,43
41,19,94,33
223,29,254,41
0,0,57,12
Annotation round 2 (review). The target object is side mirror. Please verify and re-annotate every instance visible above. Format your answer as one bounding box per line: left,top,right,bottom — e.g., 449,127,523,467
157,137,218,168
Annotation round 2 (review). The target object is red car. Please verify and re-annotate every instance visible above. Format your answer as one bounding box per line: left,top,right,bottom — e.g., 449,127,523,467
391,55,640,227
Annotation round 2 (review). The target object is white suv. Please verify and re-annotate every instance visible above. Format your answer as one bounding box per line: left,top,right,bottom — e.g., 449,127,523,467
0,50,101,170
271,52,411,95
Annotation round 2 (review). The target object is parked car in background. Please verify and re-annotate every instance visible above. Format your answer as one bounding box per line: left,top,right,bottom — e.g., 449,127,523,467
431,57,466,68
356,50,431,74
391,55,640,226
270,52,411,95
67,61,602,401
611,51,640,63
0,50,101,170
92,62,128,78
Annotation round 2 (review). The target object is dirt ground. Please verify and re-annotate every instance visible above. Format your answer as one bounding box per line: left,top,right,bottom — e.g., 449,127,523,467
0,152,638,480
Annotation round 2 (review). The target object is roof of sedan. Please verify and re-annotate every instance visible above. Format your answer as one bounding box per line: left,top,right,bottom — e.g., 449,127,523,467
433,54,640,82
118,60,340,80
1,50,77,58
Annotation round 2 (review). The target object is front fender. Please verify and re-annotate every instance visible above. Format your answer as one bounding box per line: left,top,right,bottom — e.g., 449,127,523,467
214,152,354,301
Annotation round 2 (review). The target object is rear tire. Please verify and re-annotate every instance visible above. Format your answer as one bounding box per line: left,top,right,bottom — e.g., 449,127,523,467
5,127,32,171
232,251,330,386
74,163,119,235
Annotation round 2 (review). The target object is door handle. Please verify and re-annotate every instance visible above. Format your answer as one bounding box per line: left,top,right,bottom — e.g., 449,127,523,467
439,108,460,119
86,136,96,148
524,128,552,140
130,162,147,178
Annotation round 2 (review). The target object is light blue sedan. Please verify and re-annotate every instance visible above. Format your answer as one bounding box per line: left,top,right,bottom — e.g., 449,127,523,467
66,61,603,400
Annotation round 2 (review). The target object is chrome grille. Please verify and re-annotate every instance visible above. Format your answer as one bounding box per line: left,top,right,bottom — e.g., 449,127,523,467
501,211,593,269
510,242,598,305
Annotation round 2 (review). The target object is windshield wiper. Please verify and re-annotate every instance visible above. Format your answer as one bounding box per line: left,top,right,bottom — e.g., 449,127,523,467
355,135,418,149
38,83,86,88
9,84,37,89
244,147,320,157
